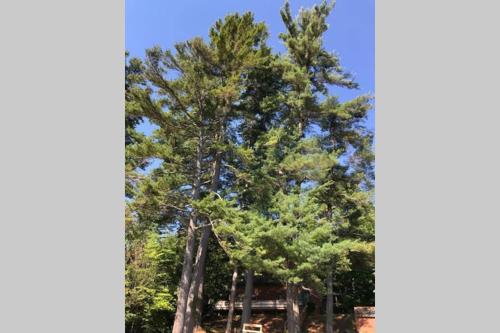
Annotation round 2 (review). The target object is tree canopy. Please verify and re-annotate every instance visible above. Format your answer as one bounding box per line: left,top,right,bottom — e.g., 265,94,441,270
125,2,374,332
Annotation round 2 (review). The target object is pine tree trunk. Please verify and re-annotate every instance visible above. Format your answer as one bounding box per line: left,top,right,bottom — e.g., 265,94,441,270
326,206,334,333
172,215,197,333
183,227,211,333
225,266,239,333
326,271,334,333
183,154,222,333
241,269,254,325
293,287,300,333
298,294,308,330
297,117,305,139
172,133,203,333
286,283,300,333
286,283,293,333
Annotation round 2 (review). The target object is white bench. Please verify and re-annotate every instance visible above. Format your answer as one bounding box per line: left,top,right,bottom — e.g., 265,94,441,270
242,323,263,333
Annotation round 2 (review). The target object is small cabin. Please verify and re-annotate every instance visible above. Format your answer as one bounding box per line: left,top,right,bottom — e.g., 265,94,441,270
214,277,323,312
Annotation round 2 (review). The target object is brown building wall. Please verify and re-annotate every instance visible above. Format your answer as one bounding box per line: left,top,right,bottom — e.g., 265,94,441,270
354,307,375,333
235,284,286,301
355,317,375,333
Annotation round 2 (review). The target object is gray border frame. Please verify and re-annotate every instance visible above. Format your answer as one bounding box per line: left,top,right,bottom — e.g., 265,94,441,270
376,0,500,331
0,0,124,332
1,0,500,332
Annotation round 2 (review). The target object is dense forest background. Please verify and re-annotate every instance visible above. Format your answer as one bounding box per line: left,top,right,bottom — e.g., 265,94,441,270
125,1,374,332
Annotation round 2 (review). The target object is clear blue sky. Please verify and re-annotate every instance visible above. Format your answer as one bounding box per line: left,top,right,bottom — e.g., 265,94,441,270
126,0,374,134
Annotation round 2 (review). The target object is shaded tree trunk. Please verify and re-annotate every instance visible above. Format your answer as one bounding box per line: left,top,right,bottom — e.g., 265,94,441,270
225,266,239,333
193,263,205,331
172,133,203,333
298,291,308,330
241,269,254,325
326,271,334,333
286,283,300,333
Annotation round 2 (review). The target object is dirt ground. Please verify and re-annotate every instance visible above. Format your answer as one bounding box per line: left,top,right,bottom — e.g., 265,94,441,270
196,313,356,333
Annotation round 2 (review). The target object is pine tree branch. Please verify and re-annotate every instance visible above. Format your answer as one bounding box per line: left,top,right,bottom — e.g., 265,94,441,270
149,65,203,127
